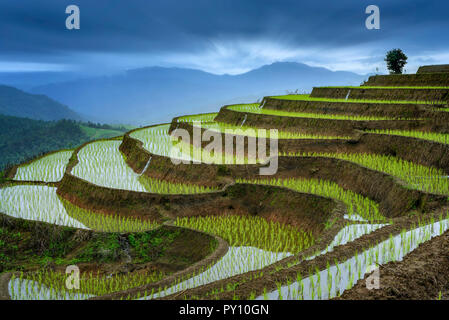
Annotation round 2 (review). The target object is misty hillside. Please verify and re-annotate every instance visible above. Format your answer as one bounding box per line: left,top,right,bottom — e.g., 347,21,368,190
0,85,83,121
31,62,367,125
0,72,82,91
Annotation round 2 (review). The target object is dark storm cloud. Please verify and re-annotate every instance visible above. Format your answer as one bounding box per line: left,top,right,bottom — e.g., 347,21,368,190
0,0,448,73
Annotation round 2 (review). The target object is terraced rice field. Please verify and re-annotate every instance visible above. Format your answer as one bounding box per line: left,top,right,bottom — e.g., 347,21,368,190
269,94,446,105
7,220,388,300
131,124,265,164
322,86,449,89
284,152,449,196
72,139,215,193
259,217,449,300
176,113,218,123
9,270,165,300
129,124,180,158
366,129,449,145
174,215,315,253
0,185,87,229
228,104,416,121
72,140,148,191
198,122,352,140
237,177,383,222
2,67,449,301
0,184,159,232
13,150,73,182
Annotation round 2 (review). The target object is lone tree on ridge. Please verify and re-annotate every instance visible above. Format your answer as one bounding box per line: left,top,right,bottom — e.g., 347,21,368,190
385,49,408,74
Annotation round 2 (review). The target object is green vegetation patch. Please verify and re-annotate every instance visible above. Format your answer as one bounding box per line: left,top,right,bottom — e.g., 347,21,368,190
175,215,314,254
128,228,181,263
0,114,130,171
0,214,88,272
367,129,449,145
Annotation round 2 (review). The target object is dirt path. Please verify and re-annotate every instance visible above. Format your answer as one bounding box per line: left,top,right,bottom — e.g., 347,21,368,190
336,229,449,300
0,272,11,300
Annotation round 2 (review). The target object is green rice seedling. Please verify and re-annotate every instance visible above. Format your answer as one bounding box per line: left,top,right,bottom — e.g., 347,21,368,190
269,216,449,300
270,94,446,105
14,150,73,182
228,104,417,121
0,185,88,229
0,184,159,232
73,139,149,191
198,122,352,140
367,129,449,145
177,113,218,123
138,175,219,194
12,269,166,299
321,85,449,89
286,151,449,196
130,124,178,158
142,246,290,300
238,177,383,222
174,215,314,253
72,138,216,194
130,124,261,164
174,139,262,165
62,197,160,232
276,282,283,300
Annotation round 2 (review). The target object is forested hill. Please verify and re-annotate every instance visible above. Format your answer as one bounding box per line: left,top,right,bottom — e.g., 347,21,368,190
0,84,82,121
0,114,130,171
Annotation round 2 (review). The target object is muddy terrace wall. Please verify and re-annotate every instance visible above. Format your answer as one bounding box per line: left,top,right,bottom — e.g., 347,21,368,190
261,97,449,120
57,173,337,233
171,122,449,173
119,131,337,231
363,73,449,87
168,121,350,156
354,133,449,173
214,106,433,136
337,228,449,300
241,156,447,217
310,87,449,102
59,133,337,230
120,132,225,188
120,132,447,217
417,65,449,74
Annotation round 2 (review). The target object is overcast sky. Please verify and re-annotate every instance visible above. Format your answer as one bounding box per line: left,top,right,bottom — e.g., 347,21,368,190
0,0,448,75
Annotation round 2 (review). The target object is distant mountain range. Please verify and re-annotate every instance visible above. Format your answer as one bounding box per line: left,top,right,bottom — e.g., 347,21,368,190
0,85,83,121
27,62,367,125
